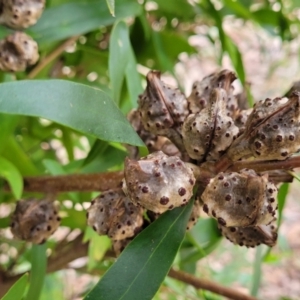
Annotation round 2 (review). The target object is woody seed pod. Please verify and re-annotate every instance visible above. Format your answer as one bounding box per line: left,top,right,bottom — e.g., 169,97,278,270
123,151,195,214
187,69,237,114
201,169,277,227
10,198,60,244
219,222,277,248
0,32,39,72
0,0,45,29
182,88,239,161
227,93,300,161
138,71,188,152
87,189,143,240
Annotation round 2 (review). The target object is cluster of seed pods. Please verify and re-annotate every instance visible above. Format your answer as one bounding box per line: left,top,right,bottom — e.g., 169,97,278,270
89,68,300,253
0,0,45,72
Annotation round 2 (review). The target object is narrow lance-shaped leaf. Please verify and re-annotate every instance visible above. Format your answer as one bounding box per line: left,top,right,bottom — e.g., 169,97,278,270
106,0,115,16
109,21,131,105
25,244,47,300
125,44,143,107
277,183,289,226
251,245,263,297
0,80,143,146
0,114,19,153
2,274,28,300
28,0,141,47
0,156,23,199
84,199,194,300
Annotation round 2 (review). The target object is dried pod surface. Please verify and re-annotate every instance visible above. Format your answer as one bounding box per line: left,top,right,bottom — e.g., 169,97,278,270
187,69,237,114
138,71,188,151
11,199,60,244
126,109,180,158
227,93,300,160
201,169,277,227
182,88,239,161
0,32,39,72
0,0,45,29
87,189,143,240
234,108,252,133
113,237,133,256
123,151,195,214
219,222,277,247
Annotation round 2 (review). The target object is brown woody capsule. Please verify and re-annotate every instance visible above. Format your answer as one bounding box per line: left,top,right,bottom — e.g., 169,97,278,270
10,198,60,244
138,71,188,152
87,189,143,241
188,69,237,114
0,0,45,29
219,222,278,247
201,169,277,227
113,237,133,256
125,109,180,158
234,108,252,133
0,32,39,72
182,88,239,161
227,93,300,160
123,151,195,214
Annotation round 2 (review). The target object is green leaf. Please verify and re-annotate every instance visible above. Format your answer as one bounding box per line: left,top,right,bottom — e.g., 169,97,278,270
222,0,256,21
152,31,176,77
0,80,143,146
29,0,142,47
106,0,115,16
251,245,263,296
0,114,19,153
277,183,289,226
2,273,28,300
61,209,86,230
200,1,246,84
84,199,194,300
109,21,131,105
25,244,47,300
125,45,143,108
1,137,38,176
180,218,221,265
0,156,23,199
84,227,112,270
82,140,109,167
0,217,10,228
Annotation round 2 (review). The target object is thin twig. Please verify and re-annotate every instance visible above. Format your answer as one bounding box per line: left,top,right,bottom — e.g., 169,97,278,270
229,156,300,173
27,35,79,79
5,155,299,193
168,268,258,300
4,171,124,193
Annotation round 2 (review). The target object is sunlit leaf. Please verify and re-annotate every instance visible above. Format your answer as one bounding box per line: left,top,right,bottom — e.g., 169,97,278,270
0,80,143,146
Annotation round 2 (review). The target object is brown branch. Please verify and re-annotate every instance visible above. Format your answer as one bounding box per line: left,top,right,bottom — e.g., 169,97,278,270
4,155,298,194
4,171,124,193
168,268,257,300
229,156,300,173
27,35,79,79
